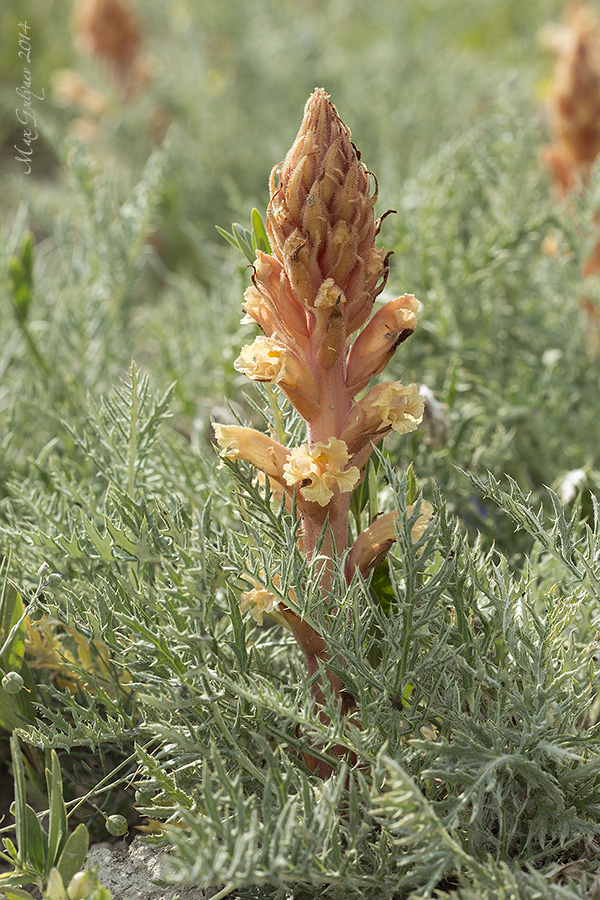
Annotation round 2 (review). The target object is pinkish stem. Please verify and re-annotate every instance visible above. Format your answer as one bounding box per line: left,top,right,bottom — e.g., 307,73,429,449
301,351,354,572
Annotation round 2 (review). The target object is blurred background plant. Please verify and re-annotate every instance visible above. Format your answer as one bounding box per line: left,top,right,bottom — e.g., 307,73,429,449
1,0,600,896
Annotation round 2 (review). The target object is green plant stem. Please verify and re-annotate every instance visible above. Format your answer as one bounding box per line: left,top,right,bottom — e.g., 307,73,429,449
265,383,286,445
127,368,139,497
18,321,50,378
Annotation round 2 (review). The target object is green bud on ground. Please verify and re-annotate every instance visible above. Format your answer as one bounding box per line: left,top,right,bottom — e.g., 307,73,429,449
105,815,128,836
2,672,25,694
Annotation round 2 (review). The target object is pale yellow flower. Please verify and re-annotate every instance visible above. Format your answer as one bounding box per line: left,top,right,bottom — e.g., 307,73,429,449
314,279,346,309
371,383,425,434
234,337,287,383
240,587,278,625
283,438,359,506
341,381,425,456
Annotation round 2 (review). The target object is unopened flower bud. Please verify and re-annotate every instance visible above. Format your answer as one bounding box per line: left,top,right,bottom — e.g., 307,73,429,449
345,295,418,396
105,814,128,836
346,500,434,577
313,298,346,369
67,870,95,900
266,89,387,330
2,672,24,694
214,424,289,484
46,573,63,587
243,253,309,344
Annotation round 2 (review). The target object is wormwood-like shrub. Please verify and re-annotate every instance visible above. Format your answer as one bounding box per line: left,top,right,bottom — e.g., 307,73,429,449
1,87,600,900
2,366,600,899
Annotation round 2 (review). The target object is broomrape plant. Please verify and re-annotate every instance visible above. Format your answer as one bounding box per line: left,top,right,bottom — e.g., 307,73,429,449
2,67,600,899
214,90,430,774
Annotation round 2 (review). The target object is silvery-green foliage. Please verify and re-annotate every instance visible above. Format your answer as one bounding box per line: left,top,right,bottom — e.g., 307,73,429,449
1,3,600,896
386,97,600,555
1,368,598,898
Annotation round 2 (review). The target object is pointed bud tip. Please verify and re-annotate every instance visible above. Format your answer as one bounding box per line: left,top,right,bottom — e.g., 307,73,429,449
305,87,332,115
310,86,331,104
299,87,346,146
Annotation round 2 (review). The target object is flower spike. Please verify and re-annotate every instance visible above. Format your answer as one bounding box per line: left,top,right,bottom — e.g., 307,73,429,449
222,90,426,777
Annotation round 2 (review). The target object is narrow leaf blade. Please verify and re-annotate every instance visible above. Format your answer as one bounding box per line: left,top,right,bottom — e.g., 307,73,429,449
57,824,89,884
46,751,68,873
